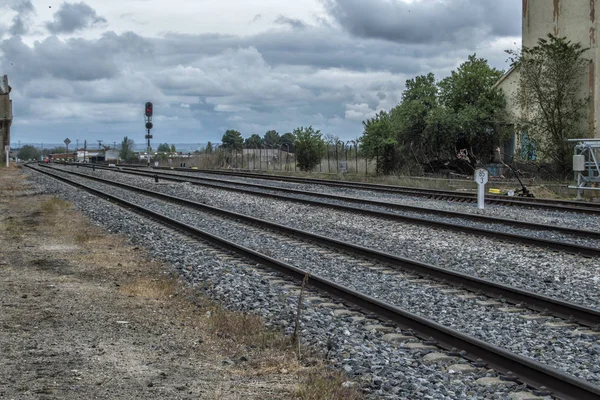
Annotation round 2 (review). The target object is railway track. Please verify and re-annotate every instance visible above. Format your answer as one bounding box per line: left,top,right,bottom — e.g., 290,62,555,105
161,167,600,214
56,163,600,257
36,163,600,326
28,164,600,400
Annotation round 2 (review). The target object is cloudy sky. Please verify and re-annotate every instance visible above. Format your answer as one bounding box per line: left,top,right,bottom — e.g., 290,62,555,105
0,0,521,148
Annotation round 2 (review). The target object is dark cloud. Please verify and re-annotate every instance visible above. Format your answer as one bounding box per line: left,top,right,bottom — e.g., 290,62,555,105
274,15,307,30
3,1,521,144
0,34,123,84
322,0,520,44
6,0,35,36
45,2,107,34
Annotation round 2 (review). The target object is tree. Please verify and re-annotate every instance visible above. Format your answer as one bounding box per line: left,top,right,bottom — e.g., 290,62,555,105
50,147,66,154
281,132,295,152
391,73,439,167
507,34,589,169
392,74,438,147
436,54,509,166
119,137,135,161
360,111,396,174
157,143,171,152
18,145,41,161
221,130,243,151
263,130,281,146
170,144,176,153
293,126,323,171
244,134,263,148
205,142,213,154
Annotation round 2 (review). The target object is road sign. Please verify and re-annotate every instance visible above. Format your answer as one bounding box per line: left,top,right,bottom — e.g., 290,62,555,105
64,138,71,146
474,168,488,210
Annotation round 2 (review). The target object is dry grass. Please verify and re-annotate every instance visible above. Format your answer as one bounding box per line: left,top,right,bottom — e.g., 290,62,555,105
40,197,70,216
120,277,179,299
528,185,561,199
6,167,363,399
120,276,362,399
4,216,22,240
297,366,364,400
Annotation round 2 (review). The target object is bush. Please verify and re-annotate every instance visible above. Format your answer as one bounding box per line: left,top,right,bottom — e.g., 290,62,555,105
294,127,324,171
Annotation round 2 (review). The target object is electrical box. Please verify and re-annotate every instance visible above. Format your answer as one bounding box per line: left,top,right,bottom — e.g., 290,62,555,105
573,155,586,172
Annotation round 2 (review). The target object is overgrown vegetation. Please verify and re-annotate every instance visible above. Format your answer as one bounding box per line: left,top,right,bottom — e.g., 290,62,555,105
507,34,590,170
119,136,136,161
361,54,510,175
294,126,324,171
17,145,41,161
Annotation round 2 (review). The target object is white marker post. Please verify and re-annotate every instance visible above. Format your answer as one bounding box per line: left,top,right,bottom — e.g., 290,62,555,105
474,168,488,210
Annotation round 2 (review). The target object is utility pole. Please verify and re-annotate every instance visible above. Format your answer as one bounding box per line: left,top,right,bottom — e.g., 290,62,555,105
97,140,103,150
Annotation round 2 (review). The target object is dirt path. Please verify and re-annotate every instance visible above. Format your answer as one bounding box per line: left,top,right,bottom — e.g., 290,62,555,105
0,168,319,399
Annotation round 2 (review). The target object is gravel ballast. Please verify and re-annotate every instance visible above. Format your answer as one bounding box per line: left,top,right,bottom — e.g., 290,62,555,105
34,167,600,387
53,165,600,309
26,168,558,400
164,170,600,232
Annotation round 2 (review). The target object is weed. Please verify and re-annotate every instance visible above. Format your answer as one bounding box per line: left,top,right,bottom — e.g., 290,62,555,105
297,366,364,400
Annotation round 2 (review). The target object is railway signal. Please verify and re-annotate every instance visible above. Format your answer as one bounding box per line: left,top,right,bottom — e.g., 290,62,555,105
144,102,154,167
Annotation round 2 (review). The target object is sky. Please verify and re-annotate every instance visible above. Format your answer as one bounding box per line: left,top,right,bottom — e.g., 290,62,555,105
0,0,522,148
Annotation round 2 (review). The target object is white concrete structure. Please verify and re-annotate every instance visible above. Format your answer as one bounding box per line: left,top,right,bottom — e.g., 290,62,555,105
497,0,600,143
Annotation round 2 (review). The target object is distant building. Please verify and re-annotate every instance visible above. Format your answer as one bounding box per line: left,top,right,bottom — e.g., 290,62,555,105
496,0,600,156
104,149,119,162
77,150,101,162
0,75,12,165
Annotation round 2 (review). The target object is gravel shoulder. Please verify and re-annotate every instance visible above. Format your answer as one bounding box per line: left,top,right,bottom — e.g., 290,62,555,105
0,168,318,400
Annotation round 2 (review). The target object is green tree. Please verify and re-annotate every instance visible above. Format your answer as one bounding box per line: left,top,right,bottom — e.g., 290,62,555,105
50,147,67,154
360,111,396,174
205,142,213,154
18,145,41,161
392,73,438,151
436,54,509,165
119,136,135,161
507,34,589,169
293,126,323,171
170,144,176,153
263,130,281,146
244,134,263,148
281,132,295,152
157,143,171,152
221,130,243,151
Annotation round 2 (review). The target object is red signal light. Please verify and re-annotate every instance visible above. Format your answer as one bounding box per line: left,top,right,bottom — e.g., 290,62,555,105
145,102,153,117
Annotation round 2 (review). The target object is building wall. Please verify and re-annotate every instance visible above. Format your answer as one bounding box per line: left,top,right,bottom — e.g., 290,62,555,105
0,75,12,165
520,0,599,137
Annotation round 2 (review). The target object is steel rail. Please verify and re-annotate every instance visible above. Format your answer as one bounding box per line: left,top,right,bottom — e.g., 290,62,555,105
164,167,600,213
27,164,600,400
60,164,600,256
145,167,600,240
37,163,600,327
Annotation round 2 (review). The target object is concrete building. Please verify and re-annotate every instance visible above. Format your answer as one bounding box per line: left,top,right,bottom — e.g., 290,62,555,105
496,0,600,156
0,75,12,166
